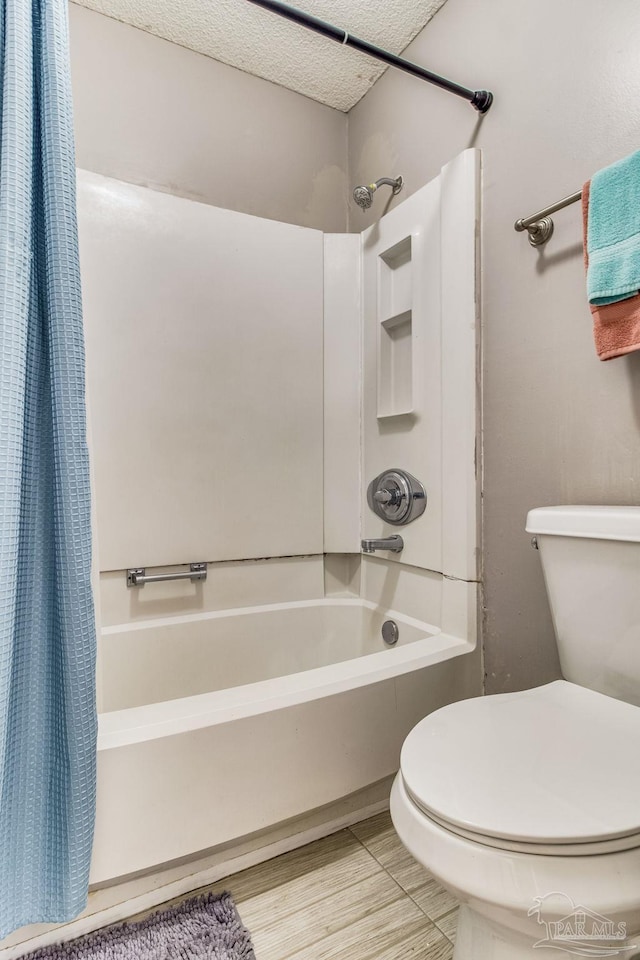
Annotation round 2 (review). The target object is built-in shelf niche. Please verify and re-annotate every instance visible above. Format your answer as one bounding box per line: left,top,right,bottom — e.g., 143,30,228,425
377,235,414,419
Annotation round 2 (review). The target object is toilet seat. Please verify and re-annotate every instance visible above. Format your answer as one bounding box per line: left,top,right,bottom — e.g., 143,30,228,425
403,792,640,855
400,680,640,856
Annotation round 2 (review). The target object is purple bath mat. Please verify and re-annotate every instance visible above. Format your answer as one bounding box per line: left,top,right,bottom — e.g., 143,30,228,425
24,893,256,960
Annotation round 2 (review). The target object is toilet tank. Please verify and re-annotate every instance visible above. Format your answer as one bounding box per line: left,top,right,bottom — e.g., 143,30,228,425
526,506,640,707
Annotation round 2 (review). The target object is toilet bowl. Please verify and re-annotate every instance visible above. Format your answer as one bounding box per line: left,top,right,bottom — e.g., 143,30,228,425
391,507,640,960
391,773,640,960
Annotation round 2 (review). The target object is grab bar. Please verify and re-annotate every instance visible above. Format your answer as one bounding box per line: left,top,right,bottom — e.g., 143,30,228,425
126,562,207,588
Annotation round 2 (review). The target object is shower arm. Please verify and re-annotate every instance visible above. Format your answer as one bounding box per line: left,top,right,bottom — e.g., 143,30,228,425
245,0,493,113
372,178,402,192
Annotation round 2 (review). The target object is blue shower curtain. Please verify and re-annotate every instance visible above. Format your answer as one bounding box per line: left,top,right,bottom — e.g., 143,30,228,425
0,0,97,939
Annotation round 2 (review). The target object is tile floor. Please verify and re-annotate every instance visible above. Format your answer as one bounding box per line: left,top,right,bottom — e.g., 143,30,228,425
140,811,459,960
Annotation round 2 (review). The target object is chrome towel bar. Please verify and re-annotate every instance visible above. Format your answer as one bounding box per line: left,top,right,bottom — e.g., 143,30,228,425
126,562,207,588
515,189,583,246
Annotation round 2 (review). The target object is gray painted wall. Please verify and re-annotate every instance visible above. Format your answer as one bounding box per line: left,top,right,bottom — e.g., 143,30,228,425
69,4,348,233
349,0,640,693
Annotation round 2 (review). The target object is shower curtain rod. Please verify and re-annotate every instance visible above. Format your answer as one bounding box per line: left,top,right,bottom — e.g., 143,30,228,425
245,0,493,113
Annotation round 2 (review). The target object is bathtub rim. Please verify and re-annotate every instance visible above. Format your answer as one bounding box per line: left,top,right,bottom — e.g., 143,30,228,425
101,597,428,638
98,598,475,751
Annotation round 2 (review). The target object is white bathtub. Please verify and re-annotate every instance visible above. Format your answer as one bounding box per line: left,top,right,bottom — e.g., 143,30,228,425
91,598,475,884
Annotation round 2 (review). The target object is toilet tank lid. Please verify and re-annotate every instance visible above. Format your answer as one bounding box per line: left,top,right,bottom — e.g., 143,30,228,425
526,505,640,542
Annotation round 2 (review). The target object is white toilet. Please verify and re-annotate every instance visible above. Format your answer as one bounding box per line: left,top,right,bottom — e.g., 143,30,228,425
391,506,640,960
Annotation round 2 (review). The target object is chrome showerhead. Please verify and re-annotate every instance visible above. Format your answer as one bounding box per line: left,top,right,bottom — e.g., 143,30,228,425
353,176,403,211
353,184,374,210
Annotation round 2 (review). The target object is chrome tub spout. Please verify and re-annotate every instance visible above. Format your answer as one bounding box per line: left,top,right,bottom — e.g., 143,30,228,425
361,535,404,554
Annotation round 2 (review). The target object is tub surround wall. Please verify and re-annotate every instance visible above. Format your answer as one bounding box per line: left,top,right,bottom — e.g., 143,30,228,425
79,165,478,686
320,151,481,650
348,0,640,692
361,177,443,572
361,151,479,580
79,171,324,570
82,164,478,654
69,4,348,233
358,151,481,657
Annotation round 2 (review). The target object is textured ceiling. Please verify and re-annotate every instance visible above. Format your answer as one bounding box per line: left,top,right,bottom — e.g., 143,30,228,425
71,0,448,111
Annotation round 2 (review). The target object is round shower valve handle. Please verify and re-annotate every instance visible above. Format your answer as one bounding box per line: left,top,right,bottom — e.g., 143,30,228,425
367,469,427,526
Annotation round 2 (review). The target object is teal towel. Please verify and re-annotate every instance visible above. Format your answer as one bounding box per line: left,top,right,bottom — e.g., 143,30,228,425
587,149,640,305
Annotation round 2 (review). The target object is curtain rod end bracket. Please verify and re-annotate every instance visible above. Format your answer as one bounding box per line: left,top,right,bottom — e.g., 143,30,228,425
471,90,493,113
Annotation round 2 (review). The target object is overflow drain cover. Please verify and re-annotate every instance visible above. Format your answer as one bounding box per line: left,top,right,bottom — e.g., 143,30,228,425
382,620,399,645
